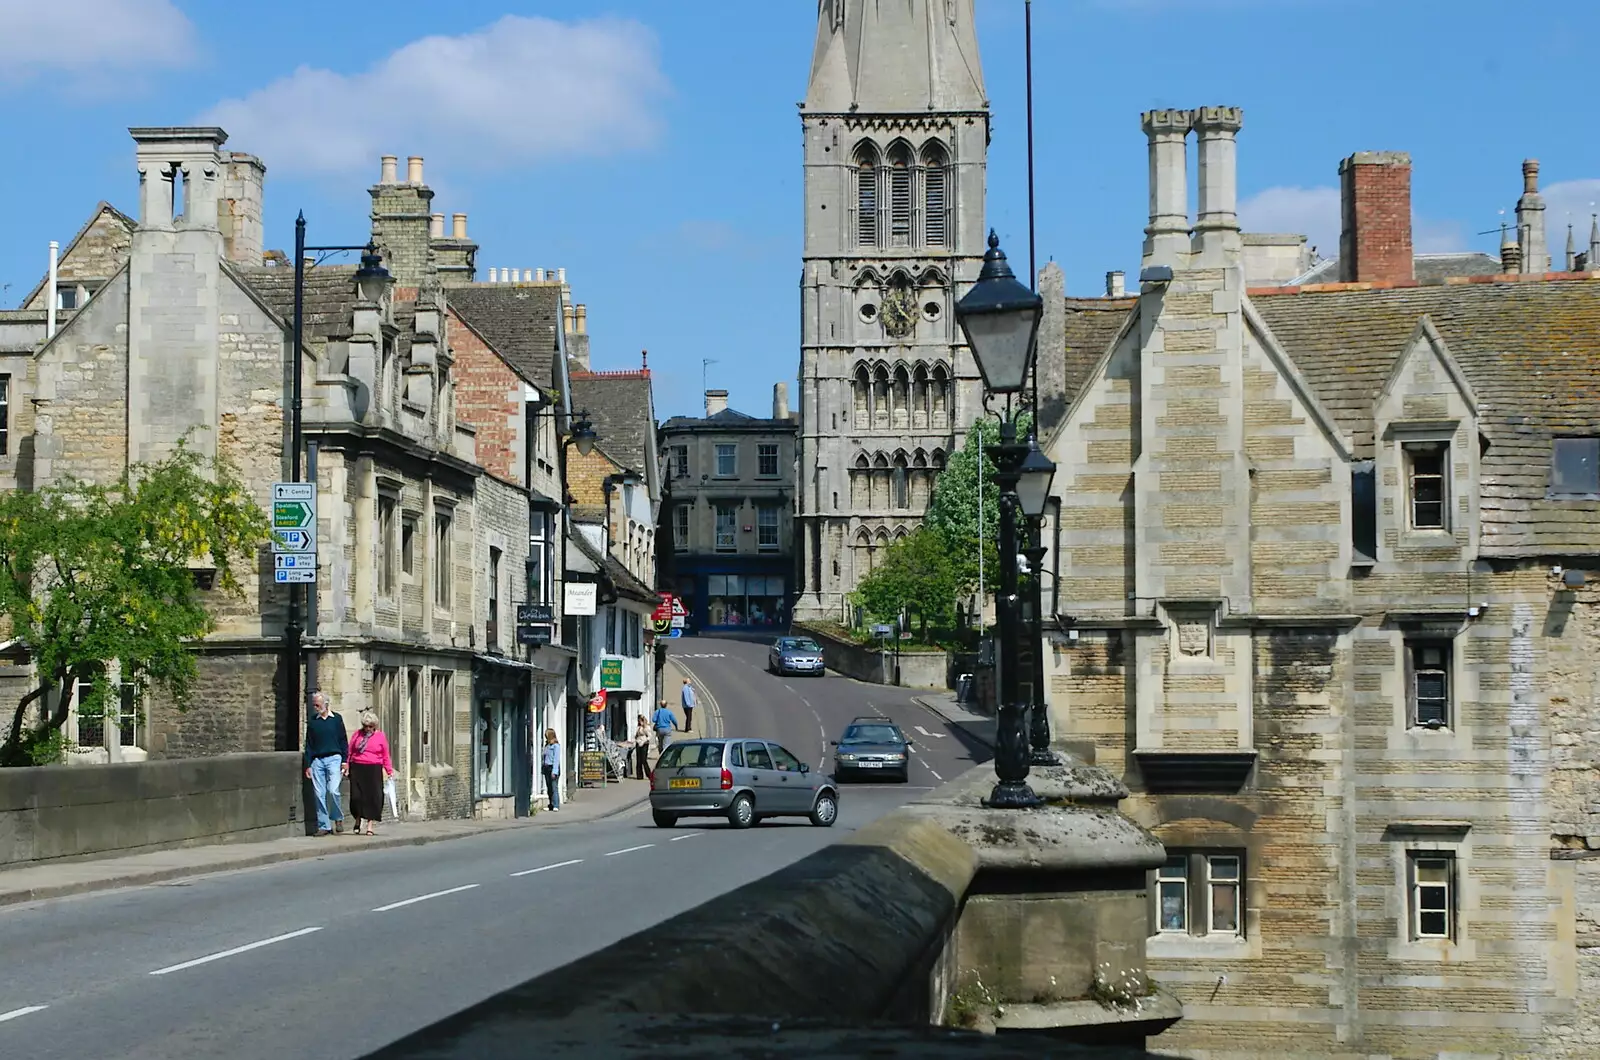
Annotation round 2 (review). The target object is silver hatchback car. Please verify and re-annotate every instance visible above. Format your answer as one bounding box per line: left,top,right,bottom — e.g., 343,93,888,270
649,738,840,829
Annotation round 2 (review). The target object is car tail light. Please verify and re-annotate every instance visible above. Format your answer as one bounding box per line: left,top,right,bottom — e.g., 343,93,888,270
720,767,733,791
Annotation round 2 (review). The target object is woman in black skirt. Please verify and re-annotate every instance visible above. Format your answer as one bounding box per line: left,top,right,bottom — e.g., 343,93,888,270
347,711,393,835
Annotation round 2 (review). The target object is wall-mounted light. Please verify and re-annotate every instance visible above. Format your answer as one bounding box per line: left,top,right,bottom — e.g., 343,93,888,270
1563,569,1587,588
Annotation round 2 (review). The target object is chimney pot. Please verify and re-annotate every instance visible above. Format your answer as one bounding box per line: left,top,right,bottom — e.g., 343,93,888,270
1337,151,1414,284
773,381,790,420
510,268,521,283
1140,109,1194,271
705,389,729,418
430,213,445,238
563,305,576,329
1105,270,1126,297
1523,159,1540,194
557,267,567,284
452,212,467,239
1191,106,1244,265
535,268,546,282
575,304,588,334
303,255,316,270
406,156,424,184
380,155,398,184
488,268,498,282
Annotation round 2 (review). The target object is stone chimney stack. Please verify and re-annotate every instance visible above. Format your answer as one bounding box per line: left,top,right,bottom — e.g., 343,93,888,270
1105,270,1126,297
1337,151,1413,283
1516,159,1548,274
380,155,398,184
370,152,435,286
430,213,445,238
1141,108,1193,271
219,151,266,266
1191,106,1243,266
705,389,729,417
773,381,790,420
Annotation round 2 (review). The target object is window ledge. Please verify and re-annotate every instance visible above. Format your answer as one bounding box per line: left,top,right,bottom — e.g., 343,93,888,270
1390,937,1474,963
1133,750,1257,794
1146,933,1253,960
426,764,455,779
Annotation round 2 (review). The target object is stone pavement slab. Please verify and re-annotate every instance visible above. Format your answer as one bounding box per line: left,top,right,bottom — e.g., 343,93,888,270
0,774,650,909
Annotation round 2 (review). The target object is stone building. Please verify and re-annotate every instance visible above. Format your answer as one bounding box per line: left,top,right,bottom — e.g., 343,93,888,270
792,0,989,622
658,385,798,633
1039,107,1600,1058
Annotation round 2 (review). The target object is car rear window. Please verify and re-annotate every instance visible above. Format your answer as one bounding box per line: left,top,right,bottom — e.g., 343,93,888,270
656,742,724,769
844,725,902,743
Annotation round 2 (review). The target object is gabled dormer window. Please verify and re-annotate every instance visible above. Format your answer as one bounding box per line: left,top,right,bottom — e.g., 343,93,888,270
1549,437,1600,498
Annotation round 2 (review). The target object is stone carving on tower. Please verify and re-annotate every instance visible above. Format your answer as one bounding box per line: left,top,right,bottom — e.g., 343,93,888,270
793,0,990,621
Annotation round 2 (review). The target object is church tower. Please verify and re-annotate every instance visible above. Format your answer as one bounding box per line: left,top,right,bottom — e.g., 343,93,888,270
793,0,989,621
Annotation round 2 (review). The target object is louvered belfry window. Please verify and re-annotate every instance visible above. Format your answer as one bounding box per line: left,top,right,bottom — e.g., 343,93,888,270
889,158,912,247
924,165,947,247
857,159,878,247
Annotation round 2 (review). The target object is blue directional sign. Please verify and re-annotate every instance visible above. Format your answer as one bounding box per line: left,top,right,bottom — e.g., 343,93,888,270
271,529,314,553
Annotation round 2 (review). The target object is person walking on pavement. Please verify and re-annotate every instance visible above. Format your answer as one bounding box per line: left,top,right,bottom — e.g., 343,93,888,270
541,728,562,811
347,711,393,836
303,691,348,836
680,678,696,733
633,714,651,779
652,699,677,755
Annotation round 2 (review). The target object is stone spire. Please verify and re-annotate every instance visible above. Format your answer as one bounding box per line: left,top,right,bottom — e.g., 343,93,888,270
803,0,985,113
1590,214,1600,270
1566,222,1576,271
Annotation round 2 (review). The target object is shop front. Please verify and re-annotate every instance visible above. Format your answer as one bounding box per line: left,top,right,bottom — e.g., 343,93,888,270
674,555,791,634
471,656,532,819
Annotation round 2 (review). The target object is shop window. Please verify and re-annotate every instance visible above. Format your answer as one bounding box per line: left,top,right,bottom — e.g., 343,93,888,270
477,698,511,797
706,573,785,628
1155,850,1245,937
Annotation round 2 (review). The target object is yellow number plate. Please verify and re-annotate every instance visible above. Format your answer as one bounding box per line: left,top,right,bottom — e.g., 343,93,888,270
669,777,701,789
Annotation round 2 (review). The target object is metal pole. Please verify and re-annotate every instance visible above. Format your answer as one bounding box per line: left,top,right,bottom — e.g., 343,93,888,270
1025,0,1038,301
283,212,306,752
305,439,319,701
985,416,1040,808
1023,520,1058,765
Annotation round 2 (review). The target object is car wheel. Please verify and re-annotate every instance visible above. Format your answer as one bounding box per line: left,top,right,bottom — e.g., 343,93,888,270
898,771,910,784
652,810,677,828
727,793,755,829
810,791,838,827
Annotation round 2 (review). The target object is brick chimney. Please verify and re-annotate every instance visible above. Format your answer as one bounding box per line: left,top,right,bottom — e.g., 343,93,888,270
1338,151,1413,283
705,389,729,417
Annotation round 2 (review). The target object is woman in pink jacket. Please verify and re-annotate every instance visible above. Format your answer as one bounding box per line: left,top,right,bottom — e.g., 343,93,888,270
348,710,394,835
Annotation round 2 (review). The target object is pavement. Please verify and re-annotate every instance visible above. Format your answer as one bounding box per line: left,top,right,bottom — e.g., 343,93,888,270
0,636,987,1059
912,691,997,752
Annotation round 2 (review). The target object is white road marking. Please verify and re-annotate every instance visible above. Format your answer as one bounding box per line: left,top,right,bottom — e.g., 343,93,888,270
914,726,948,738
511,858,583,877
604,844,655,857
149,926,323,976
371,884,480,912
0,1006,48,1023
928,768,944,781
669,833,701,842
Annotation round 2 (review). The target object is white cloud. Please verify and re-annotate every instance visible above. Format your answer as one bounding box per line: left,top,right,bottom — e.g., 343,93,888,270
1413,218,1467,255
200,15,669,178
0,0,194,91
1539,178,1600,256
1238,185,1340,258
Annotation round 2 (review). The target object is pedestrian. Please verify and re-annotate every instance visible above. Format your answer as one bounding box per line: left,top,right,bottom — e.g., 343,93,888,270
651,699,677,755
680,678,696,733
541,728,562,812
633,714,651,779
347,711,393,836
303,691,348,836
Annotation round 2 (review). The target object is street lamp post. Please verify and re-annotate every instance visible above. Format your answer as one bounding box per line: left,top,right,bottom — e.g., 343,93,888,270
281,213,390,751
1016,439,1060,765
956,232,1045,810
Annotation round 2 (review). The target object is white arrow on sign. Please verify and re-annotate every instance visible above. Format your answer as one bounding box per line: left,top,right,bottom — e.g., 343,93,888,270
914,726,948,739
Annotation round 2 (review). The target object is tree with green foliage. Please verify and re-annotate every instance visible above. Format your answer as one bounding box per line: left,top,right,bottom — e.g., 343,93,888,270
853,526,961,642
0,442,271,766
922,411,1032,594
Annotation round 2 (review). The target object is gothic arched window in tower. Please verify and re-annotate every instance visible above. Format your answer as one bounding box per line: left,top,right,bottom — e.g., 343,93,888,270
892,453,910,510
912,363,930,430
931,363,951,424
872,365,890,428
887,143,913,248
854,143,880,248
852,452,870,509
922,141,949,247
852,362,870,429
872,452,891,510
892,365,911,429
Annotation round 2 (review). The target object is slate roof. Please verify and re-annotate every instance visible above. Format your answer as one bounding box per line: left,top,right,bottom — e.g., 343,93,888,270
1253,277,1600,556
570,371,656,476
567,526,657,603
238,264,358,338
659,406,798,432
446,284,563,387
1284,252,1502,287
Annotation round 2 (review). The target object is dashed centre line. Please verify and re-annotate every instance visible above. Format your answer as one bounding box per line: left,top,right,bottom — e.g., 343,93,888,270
510,858,583,877
669,833,701,842
604,844,655,857
372,884,479,912
0,1005,48,1023
149,926,323,976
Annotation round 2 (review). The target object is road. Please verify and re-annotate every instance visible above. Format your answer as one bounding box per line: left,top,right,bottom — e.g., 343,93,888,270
0,636,989,1059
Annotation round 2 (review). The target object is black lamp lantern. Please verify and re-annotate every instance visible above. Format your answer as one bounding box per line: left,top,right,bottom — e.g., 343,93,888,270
354,244,391,303
955,231,1044,395
570,411,597,457
1015,439,1056,520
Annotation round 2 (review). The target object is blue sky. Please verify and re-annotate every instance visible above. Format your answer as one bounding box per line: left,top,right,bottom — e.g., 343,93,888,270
2,1,1597,421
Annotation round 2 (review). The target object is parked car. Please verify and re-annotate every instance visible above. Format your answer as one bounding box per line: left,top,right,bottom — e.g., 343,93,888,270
831,717,912,783
649,737,839,829
768,636,825,676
